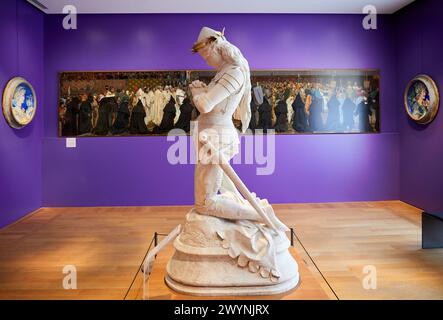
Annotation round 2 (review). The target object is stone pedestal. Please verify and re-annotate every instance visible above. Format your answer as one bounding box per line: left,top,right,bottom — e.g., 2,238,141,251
165,209,299,296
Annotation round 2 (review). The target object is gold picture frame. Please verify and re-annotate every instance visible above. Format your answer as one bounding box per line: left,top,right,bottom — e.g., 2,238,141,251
57,69,380,137
404,74,439,125
2,77,37,129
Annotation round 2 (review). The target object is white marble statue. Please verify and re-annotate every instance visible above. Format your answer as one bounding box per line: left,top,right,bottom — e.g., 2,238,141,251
165,27,299,296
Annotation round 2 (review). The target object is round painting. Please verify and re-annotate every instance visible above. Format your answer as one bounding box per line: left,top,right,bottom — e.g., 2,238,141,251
2,77,37,129
404,74,439,124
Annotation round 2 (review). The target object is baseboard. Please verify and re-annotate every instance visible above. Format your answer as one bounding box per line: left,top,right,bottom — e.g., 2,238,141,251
1,207,45,231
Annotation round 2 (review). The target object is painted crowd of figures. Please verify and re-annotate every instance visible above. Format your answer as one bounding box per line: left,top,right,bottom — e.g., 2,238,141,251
58,77,380,136
59,85,197,136
248,80,380,134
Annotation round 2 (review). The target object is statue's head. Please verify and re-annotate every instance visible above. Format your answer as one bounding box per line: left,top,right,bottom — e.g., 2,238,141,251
192,27,224,68
192,27,246,69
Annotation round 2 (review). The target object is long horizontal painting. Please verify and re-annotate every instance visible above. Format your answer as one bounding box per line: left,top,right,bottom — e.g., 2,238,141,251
58,69,380,137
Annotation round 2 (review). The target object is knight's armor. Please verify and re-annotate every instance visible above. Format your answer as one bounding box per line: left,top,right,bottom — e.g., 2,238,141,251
165,27,299,296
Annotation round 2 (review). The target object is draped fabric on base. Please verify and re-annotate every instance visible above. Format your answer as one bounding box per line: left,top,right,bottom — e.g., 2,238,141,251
183,210,288,282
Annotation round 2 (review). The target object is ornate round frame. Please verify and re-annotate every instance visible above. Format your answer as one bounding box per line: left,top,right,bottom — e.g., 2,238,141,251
2,77,37,129
404,74,439,125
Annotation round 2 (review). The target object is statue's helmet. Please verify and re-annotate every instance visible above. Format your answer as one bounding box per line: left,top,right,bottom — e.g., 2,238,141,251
192,26,225,53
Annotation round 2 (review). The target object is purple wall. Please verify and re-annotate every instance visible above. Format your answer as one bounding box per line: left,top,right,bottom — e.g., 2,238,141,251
0,0,43,228
395,0,443,212
1,2,439,226
42,14,400,207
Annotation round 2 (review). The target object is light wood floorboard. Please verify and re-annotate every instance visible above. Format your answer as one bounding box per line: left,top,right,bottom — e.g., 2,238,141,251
0,201,442,300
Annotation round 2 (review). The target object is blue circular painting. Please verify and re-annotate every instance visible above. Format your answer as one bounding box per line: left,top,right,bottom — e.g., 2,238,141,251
404,75,439,124
2,77,37,128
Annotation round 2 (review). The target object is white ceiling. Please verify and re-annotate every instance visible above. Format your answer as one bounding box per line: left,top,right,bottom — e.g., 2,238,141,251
28,0,415,14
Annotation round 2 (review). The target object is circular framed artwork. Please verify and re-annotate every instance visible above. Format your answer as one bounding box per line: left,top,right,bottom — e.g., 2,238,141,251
404,74,439,124
2,77,37,129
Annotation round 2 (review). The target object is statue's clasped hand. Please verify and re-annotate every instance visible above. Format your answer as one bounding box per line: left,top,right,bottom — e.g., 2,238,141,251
190,80,207,88
189,80,207,97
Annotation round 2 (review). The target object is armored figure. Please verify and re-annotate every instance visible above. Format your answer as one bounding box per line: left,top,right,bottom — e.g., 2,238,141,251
165,27,299,296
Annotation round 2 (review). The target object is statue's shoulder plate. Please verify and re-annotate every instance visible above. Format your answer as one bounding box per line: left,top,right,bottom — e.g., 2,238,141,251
216,65,244,94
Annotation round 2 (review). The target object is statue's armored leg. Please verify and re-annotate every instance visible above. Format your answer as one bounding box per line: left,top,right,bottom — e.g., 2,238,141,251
194,162,262,221
194,161,287,232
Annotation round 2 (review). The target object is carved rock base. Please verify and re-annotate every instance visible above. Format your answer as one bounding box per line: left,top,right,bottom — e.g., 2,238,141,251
165,209,300,296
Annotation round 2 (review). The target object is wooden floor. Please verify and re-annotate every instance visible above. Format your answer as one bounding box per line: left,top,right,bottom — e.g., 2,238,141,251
0,201,442,300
